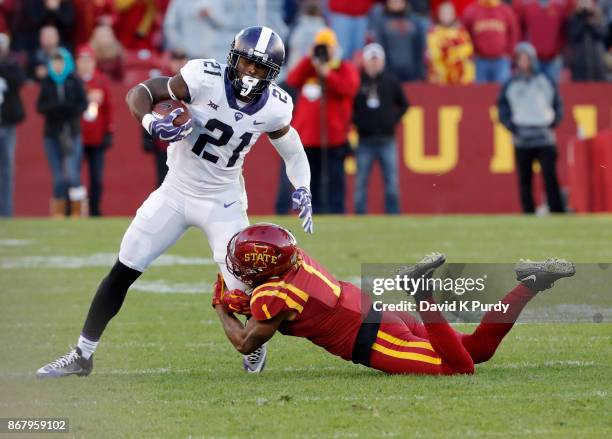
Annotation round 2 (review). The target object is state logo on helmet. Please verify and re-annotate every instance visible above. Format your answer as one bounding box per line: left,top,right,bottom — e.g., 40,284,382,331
227,26,285,97
226,223,298,287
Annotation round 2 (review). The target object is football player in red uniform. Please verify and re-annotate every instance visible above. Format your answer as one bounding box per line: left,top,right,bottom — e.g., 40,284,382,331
213,223,575,375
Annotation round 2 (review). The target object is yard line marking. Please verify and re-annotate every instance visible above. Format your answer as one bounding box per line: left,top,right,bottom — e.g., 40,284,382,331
0,253,215,269
132,280,211,295
0,239,35,247
489,360,596,369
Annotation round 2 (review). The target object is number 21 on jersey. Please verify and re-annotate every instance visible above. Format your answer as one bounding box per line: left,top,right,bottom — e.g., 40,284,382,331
191,118,253,168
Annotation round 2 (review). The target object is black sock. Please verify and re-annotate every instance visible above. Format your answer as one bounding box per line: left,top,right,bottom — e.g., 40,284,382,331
81,260,142,340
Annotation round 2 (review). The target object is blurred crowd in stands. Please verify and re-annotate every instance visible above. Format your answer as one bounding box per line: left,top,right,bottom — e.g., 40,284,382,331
1,0,610,217
1,0,609,85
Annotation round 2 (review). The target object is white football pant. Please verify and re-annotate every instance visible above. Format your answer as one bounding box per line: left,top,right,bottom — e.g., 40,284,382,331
118,180,249,291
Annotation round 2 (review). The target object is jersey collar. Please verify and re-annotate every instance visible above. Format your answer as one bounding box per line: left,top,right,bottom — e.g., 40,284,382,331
224,70,270,115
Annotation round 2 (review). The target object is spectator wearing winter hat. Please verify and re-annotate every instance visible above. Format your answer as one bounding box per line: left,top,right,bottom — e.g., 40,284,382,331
497,42,565,214
76,45,113,217
353,43,408,214
286,28,360,214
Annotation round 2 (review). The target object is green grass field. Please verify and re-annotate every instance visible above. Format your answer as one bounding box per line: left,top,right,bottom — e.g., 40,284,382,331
0,215,611,438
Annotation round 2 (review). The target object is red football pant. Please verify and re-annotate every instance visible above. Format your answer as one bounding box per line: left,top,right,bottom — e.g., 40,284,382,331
368,284,536,375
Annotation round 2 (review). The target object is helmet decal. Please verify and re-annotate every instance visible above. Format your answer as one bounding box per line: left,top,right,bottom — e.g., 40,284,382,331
226,223,298,286
246,244,279,269
254,26,274,55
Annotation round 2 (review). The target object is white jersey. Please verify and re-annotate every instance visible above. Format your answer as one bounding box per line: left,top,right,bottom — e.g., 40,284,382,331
166,58,293,196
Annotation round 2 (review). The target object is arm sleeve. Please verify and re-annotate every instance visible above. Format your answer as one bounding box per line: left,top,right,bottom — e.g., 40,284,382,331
270,126,311,191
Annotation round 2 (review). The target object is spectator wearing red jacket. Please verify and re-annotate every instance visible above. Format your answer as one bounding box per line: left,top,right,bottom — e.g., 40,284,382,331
328,0,375,59
76,45,113,217
286,28,360,214
463,0,519,82
513,0,574,83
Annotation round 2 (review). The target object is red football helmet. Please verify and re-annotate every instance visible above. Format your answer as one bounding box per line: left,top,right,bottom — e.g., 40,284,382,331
226,223,299,286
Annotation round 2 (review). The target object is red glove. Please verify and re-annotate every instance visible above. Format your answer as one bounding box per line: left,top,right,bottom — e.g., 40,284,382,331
221,289,252,316
211,273,225,308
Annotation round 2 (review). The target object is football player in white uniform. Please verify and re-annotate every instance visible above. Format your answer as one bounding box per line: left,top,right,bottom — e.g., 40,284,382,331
37,26,313,377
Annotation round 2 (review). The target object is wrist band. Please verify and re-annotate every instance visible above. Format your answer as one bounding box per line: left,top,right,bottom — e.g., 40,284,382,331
142,114,156,135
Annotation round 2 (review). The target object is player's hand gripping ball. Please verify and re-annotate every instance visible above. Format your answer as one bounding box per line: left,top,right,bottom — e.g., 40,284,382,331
150,99,193,142
221,289,252,316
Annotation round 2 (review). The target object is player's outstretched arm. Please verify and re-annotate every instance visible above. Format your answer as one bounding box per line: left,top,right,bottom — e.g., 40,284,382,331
268,125,314,233
125,75,193,141
213,305,288,355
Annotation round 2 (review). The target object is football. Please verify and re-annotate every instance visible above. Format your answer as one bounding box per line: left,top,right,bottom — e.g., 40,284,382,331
152,99,191,126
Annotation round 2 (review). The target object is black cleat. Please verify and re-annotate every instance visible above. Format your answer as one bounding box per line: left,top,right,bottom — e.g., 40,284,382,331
515,258,576,293
399,252,446,301
36,347,93,378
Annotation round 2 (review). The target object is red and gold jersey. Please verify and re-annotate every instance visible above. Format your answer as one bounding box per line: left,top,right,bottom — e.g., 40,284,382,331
427,25,475,85
250,250,370,360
